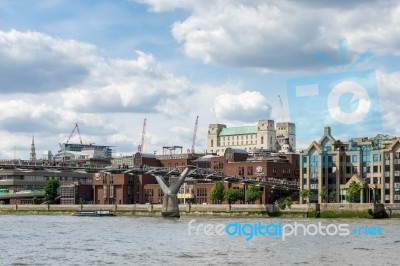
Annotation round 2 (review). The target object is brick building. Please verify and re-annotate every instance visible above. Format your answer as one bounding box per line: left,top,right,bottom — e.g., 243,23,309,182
93,146,299,205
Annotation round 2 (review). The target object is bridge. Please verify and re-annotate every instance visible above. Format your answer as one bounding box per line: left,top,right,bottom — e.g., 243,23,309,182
0,160,299,217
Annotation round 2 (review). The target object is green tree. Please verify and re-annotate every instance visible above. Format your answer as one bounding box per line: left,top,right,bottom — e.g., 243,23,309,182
299,189,312,204
246,185,263,203
319,186,328,203
44,179,60,203
279,197,293,210
347,181,361,203
329,190,337,203
32,197,39,205
224,188,244,204
210,181,225,204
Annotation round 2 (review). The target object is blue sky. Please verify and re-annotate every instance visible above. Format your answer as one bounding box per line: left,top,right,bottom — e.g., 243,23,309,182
0,0,399,159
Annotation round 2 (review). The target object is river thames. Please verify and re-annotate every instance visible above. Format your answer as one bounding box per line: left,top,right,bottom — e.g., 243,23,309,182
1,215,399,265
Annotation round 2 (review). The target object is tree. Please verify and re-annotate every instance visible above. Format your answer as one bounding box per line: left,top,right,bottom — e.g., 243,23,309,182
224,188,244,204
329,191,337,203
210,181,225,204
347,181,361,203
246,185,263,203
319,186,328,203
44,179,60,203
299,189,312,204
279,197,293,210
32,197,39,205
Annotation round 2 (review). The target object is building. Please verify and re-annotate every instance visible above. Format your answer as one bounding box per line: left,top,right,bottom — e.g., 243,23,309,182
53,143,113,165
0,167,93,204
276,122,296,152
60,182,93,204
30,135,36,161
207,119,295,156
300,126,400,204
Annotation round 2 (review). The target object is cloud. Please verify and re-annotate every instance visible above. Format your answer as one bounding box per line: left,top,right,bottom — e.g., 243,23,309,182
61,51,193,115
377,71,400,135
213,91,271,123
139,0,400,71
0,29,238,158
0,30,194,116
0,29,95,93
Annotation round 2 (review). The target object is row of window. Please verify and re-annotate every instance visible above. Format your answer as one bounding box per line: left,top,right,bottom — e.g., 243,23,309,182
221,135,256,141
303,153,397,164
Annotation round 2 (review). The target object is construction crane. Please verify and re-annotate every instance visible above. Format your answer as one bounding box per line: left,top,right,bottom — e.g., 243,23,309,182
138,118,147,153
191,116,199,154
278,95,286,122
66,123,83,144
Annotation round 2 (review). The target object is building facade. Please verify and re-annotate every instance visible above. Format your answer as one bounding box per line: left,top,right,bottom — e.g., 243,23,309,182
207,119,295,156
300,127,400,204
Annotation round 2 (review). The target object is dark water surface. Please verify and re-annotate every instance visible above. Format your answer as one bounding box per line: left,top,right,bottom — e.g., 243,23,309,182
0,215,399,265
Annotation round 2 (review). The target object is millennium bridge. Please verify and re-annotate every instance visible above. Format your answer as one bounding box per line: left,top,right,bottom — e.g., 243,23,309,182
0,160,299,217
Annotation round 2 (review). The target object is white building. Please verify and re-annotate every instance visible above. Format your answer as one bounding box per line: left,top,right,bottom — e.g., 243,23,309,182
207,119,295,156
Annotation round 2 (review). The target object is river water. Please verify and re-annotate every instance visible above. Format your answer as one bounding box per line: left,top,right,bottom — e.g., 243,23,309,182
0,215,399,265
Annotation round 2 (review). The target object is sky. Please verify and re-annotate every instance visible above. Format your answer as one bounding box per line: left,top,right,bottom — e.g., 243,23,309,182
0,0,399,159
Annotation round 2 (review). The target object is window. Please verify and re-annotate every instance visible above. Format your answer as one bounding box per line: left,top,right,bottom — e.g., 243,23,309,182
197,188,207,197
247,166,253,175
110,185,114,198
373,154,380,162
352,155,358,163
211,139,214,147
261,136,264,144
238,167,244,176
103,185,108,198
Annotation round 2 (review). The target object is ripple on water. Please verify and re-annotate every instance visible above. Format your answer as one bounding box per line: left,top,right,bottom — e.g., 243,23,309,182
3,215,400,265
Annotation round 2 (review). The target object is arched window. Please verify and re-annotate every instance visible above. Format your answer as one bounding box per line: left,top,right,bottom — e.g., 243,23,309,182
261,136,264,144
211,139,214,147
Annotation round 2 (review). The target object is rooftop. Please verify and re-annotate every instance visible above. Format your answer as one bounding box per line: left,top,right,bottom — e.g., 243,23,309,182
219,125,257,136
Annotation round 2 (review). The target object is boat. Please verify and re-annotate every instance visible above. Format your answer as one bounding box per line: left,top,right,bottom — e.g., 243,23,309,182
75,210,116,217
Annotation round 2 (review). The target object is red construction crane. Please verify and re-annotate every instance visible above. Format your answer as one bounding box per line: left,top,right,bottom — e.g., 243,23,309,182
191,116,199,154
138,118,147,153
66,123,83,144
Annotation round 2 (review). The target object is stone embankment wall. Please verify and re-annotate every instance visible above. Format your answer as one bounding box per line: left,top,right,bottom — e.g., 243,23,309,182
0,203,396,218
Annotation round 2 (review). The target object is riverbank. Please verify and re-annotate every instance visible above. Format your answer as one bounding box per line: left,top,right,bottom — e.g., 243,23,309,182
1,203,399,218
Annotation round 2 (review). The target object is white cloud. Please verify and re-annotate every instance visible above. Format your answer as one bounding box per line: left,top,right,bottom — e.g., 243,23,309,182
139,0,400,70
62,51,193,115
377,71,400,135
0,29,253,158
213,91,271,123
0,29,97,93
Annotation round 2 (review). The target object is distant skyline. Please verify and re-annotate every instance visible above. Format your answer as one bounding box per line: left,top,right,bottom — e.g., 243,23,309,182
0,0,399,159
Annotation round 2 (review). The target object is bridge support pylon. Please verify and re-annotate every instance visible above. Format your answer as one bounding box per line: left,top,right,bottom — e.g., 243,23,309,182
161,194,180,217
152,166,195,218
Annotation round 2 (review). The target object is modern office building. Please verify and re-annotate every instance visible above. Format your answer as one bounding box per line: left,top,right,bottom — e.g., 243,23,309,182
300,127,400,204
53,143,113,163
207,119,295,156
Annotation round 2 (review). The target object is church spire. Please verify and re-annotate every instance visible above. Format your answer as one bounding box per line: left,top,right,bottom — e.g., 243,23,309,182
30,134,36,161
